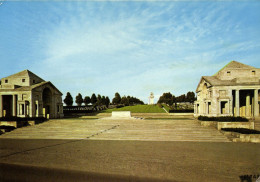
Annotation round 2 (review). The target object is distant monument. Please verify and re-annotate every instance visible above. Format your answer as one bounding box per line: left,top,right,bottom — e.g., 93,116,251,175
148,92,154,105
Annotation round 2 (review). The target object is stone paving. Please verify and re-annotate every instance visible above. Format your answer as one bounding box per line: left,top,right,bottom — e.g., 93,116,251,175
0,114,230,142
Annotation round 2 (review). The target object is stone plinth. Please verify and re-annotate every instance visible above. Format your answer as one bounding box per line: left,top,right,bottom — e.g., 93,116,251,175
112,111,131,118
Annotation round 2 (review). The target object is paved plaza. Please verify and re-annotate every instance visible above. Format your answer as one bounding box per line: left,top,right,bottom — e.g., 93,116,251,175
0,114,259,182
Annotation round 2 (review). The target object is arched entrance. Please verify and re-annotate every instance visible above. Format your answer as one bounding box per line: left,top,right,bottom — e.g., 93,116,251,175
42,87,52,118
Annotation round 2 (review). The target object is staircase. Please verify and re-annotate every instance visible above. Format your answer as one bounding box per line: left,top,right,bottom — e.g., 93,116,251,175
0,118,230,142
254,117,260,131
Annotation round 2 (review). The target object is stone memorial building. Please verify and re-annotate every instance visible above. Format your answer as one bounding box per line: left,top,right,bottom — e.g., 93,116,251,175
0,70,63,118
194,61,260,118
148,92,154,105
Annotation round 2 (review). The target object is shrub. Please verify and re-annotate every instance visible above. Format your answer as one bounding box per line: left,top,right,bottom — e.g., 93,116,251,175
169,109,194,113
116,104,124,108
221,128,260,134
0,125,16,131
0,117,46,122
198,116,248,122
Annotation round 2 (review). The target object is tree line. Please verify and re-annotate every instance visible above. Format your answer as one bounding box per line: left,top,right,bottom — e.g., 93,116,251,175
63,92,110,107
112,92,144,106
157,91,196,106
63,92,144,107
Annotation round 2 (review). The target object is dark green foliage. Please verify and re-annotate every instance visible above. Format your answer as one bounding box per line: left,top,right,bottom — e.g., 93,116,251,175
120,96,130,106
75,93,83,106
112,92,121,105
185,91,196,103
83,96,91,106
91,93,97,105
64,92,73,106
157,92,175,105
198,116,248,122
158,91,196,106
127,96,144,105
97,94,102,105
105,96,110,107
169,109,194,113
0,117,46,122
112,93,143,106
101,96,106,105
221,128,260,134
0,125,16,132
116,104,125,108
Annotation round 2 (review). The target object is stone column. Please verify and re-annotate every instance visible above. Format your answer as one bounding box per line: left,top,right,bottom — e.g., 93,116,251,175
24,103,27,117
19,104,22,115
246,93,251,117
235,90,240,117
0,95,2,117
205,102,208,115
36,100,39,117
12,95,17,116
254,89,259,117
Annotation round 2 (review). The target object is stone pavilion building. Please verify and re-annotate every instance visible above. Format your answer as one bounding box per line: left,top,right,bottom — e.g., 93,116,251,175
194,61,260,118
0,70,63,118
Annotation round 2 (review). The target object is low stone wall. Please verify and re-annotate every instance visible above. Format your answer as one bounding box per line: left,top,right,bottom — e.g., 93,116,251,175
199,121,254,130
200,121,218,128
0,121,18,128
0,119,44,128
217,122,254,130
223,131,260,143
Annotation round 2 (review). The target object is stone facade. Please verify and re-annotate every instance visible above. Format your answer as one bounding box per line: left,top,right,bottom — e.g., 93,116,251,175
194,61,260,118
0,70,63,118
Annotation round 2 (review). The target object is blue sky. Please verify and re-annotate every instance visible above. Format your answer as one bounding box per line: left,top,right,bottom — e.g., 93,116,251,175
0,1,260,103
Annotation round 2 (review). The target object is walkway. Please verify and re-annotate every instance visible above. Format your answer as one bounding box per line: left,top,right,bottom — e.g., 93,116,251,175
0,116,229,142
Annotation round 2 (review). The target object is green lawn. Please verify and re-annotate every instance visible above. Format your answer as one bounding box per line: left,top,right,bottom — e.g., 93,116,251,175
103,105,166,113
162,104,171,112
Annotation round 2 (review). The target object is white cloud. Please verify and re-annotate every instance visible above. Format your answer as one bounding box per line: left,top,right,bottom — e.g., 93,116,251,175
25,1,260,103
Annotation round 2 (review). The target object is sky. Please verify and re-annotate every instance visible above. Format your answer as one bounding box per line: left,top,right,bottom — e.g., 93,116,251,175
0,0,260,104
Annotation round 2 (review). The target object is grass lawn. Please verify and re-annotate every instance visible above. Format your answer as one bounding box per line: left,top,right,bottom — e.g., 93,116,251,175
102,105,166,113
161,104,171,112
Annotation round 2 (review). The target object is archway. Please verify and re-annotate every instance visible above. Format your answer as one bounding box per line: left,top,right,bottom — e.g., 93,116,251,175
42,87,52,118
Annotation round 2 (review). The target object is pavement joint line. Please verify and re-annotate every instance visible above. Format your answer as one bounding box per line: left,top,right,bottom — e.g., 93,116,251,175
0,125,120,159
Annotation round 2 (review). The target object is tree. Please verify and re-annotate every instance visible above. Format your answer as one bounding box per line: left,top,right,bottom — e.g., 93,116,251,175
101,96,106,105
112,92,121,105
96,94,102,106
83,96,91,106
75,93,83,106
157,92,175,105
120,96,129,106
176,94,185,102
105,96,110,107
64,92,73,106
91,93,97,105
186,91,196,103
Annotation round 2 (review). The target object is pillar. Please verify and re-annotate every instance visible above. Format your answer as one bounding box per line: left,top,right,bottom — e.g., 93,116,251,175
235,90,240,117
19,104,22,115
36,100,39,117
24,103,27,117
246,93,250,117
0,95,2,117
205,102,208,115
254,89,259,117
12,95,17,116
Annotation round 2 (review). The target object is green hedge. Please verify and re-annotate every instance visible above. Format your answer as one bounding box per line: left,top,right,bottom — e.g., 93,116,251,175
221,128,260,134
0,117,46,122
169,109,194,113
198,116,248,122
